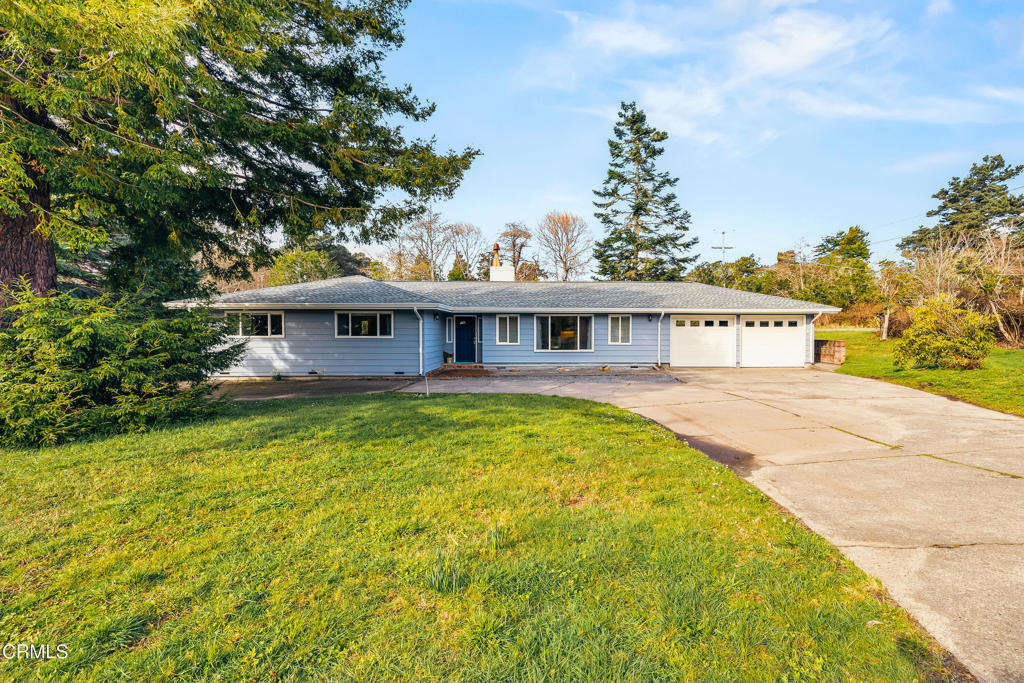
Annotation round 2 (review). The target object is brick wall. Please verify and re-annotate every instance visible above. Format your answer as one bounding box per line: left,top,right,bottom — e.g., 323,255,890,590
814,339,846,365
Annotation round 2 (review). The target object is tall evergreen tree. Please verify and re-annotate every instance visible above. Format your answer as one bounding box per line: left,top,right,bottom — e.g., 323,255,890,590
592,102,696,280
814,226,870,260
898,155,1024,253
810,226,873,309
1,0,477,300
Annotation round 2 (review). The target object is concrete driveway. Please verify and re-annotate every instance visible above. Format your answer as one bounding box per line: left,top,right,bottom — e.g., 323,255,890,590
402,370,1024,682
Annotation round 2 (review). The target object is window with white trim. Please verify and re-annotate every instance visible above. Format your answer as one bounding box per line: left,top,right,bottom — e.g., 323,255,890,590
608,314,631,344
535,315,593,351
445,316,454,343
335,311,393,338
226,312,284,338
496,314,520,345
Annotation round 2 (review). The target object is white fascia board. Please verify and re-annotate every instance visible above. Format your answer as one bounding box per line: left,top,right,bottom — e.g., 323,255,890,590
446,307,841,314
165,301,451,311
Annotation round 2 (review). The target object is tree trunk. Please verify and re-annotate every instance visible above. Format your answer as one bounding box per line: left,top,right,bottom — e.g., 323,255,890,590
0,96,57,296
881,307,891,341
989,300,1012,344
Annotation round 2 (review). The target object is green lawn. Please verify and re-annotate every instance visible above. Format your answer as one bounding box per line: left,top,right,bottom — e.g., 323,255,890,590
818,330,1024,417
0,394,952,680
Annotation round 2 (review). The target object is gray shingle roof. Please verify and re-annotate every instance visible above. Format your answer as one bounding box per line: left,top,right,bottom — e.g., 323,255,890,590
391,280,838,312
172,275,439,307
168,275,839,313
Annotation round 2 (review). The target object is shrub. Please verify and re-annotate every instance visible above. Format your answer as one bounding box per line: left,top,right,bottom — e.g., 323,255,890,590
883,307,913,339
817,302,882,329
0,281,244,447
892,295,997,370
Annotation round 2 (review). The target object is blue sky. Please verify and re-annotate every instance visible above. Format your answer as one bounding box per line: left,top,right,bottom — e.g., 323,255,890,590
378,0,1024,265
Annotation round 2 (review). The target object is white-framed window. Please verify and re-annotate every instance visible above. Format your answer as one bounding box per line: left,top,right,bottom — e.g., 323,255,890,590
225,311,284,338
496,314,520,345
335,311,393,338
608,314,631,345
445,316,454,343
534,315,593,352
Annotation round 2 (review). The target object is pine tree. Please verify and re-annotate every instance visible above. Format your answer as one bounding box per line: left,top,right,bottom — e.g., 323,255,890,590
814,226,870,260
898,155,1024,253
0,1,478,300
592,102,697,280
447,253,471,280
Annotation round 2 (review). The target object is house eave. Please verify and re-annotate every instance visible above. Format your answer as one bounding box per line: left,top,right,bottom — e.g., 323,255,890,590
164,301,452,312
444,307,842,315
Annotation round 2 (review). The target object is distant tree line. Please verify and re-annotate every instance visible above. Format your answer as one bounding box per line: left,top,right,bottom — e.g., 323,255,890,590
684,155,1024,345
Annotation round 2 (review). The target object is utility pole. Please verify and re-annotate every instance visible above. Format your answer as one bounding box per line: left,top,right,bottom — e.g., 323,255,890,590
710,230,734,260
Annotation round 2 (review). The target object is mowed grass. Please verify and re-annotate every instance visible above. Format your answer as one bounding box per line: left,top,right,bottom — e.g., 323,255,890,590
0,394,950,681
819,330,1024,417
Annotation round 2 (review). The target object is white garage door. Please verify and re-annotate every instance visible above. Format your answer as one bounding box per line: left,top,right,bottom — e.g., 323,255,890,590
740,315,806,367
669,316,736,367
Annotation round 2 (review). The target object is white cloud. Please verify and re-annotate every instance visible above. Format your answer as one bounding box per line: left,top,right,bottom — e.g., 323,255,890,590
733,10,891,79
563,12,682,56
714,0,816,12
789,91,993,124
514,1,1018,148
977,85,1024,104
925,0,953,19
885,151,965,174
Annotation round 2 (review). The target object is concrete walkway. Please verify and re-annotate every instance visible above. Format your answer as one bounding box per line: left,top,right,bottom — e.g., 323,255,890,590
402,370,1024,682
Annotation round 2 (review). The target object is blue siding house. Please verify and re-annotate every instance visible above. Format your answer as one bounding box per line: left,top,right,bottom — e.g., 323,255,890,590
167,271,839,377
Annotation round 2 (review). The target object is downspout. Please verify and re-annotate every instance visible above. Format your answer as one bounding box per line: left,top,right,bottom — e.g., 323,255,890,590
413,308,423,376
810,312,824,366
657,311,665,367
413,308,428,396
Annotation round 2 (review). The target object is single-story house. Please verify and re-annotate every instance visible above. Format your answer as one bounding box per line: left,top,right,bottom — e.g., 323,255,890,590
166,258,840,377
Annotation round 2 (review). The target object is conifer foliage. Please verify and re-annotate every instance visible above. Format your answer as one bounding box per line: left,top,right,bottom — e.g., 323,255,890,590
0,280,244,447
0,0,478,299
592,102,697,280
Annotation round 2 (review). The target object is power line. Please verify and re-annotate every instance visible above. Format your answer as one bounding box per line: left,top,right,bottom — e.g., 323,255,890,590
868,182,1024,246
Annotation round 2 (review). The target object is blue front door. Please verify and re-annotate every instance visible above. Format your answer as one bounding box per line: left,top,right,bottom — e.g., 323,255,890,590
455,316,476,363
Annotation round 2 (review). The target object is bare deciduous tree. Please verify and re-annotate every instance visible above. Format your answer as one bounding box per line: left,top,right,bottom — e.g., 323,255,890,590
875,260,917,340
383,233,416,280
965,232,1024,344
536,212,593,281
499,222,532,275
912,232,970,300
450,223,486,279
488,222,547,280
404,209,455,280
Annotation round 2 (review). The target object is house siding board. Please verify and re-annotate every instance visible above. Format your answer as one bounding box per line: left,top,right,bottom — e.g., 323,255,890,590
481,313,663,365
423,313,445,372
224,309,432,377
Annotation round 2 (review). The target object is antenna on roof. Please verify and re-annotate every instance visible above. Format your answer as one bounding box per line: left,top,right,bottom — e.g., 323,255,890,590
710,230,734,259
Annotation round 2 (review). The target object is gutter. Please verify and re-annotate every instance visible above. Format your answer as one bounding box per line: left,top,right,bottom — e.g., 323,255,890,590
164,302,840,316
163,301,451,312
442,307,842,315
